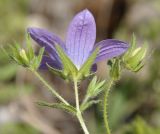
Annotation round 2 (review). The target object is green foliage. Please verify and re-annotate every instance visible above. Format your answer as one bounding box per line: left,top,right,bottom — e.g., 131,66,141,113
122,117,160,134
108,92,128,129
0,0,28,43
80,76,105,111
37,101,77,115
0,84,34,104
0,122,39,134
0,64,17,81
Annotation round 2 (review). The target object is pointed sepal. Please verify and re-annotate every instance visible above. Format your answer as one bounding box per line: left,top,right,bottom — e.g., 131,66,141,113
47,63,68,80
109,58,121,80
77,47,99,80
55,45,78,80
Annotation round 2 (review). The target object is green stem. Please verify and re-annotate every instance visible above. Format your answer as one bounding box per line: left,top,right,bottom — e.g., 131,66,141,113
103,79,114,134
74,79,89,134
81,95,89,107
33,71,69,105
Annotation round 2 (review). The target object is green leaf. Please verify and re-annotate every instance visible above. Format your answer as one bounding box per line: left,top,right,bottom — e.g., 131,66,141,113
37,101,77,115
87,76,105,98
122,117,160,134
77,47,99,79
55,45,78,78
80,100,101,112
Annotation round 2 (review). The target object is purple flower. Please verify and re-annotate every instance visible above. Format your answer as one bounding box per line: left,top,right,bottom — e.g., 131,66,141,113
27,9,128,71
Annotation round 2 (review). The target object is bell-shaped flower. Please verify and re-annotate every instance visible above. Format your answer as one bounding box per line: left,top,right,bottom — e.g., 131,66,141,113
27,9,128,79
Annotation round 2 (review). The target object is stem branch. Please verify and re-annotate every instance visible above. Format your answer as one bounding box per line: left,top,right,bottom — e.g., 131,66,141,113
74,79,89,134
103,79,114,134
33,71,69,105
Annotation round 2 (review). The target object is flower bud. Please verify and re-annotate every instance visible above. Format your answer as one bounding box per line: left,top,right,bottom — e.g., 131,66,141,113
123,35,148,72
9,35,44,70
19,49,29,64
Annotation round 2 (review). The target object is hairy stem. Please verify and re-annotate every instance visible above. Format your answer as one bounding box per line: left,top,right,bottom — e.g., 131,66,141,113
33,71,69,105
74,79,89,134
103,79,114,134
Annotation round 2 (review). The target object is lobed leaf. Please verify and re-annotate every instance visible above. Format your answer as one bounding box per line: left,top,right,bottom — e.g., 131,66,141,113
37,101,77,115
87,76,105,98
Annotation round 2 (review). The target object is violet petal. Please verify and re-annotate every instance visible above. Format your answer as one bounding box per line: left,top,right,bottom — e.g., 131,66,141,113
66,9,96,69
39,55,62,70
95,39,129,62
27,27,65,63
91,63,97,72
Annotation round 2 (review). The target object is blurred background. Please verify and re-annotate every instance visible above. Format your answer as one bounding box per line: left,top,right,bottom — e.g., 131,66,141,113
0,0,160,134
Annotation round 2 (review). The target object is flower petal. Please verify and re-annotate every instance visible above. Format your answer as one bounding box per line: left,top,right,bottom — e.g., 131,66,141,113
95,39,129,62
66,9,96,69
27,27,65,62
39,55,62,70
91,63,97,72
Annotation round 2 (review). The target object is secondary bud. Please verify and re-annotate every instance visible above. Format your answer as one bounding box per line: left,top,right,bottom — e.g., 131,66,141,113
123,35,148,72
19,49,29,64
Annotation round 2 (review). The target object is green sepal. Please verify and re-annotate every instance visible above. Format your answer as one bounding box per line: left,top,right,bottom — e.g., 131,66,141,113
125,43,147,72
128,44,147,65
47,63,67,80
80,100,101,112
31,47,45,70
26,34,34,61
77,47,99,80
55,45,78,79
37,101,76,115
109,58,121,80
123,34,136,60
